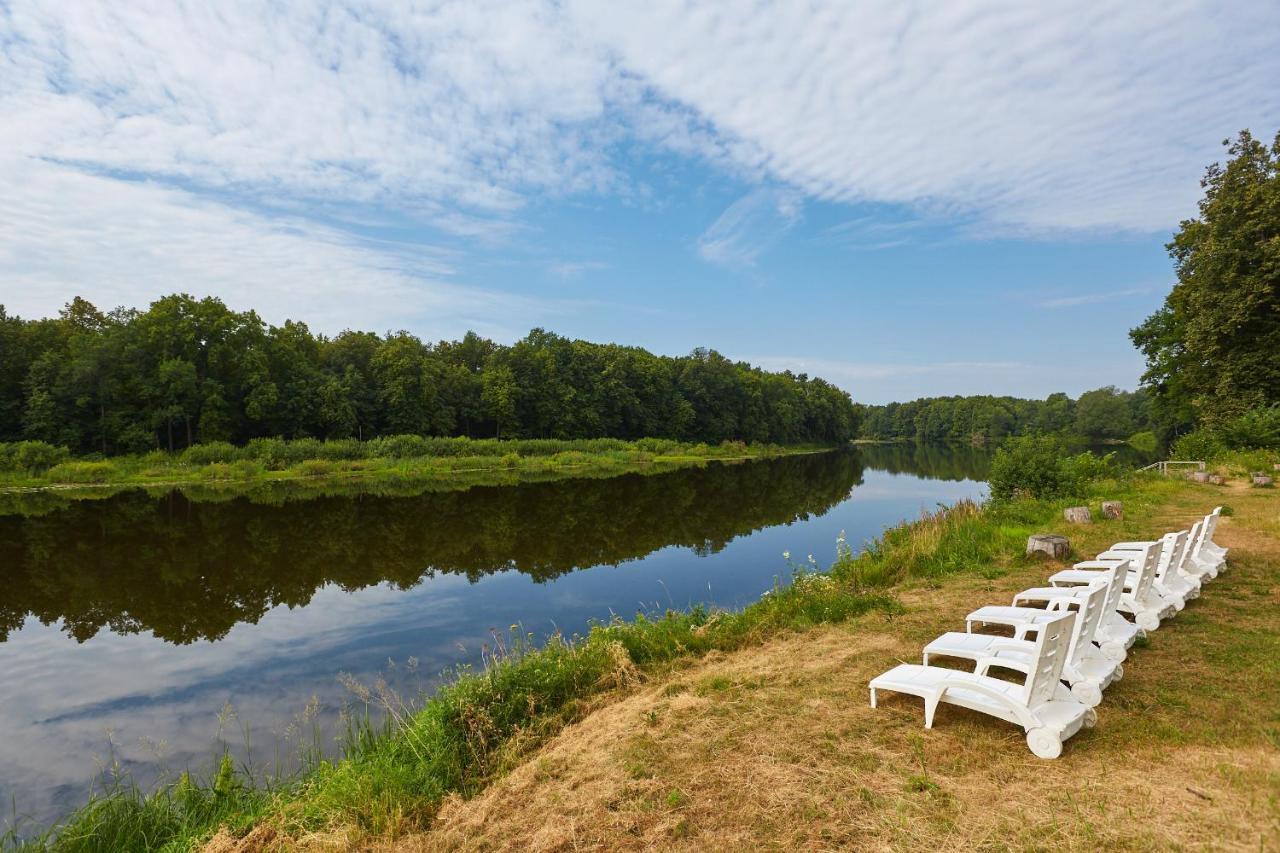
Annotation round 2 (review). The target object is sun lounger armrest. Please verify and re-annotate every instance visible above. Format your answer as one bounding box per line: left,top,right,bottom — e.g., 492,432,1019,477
1110,541,1156,550
987,639,1034,655
1074,559,1129,571
975,655,1031,677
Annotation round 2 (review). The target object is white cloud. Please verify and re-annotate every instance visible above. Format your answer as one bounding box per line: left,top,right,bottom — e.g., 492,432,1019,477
1040,287,1155,309
570,0,1280,233
1,0,1277,323
0,158,568,339
697,187,802,268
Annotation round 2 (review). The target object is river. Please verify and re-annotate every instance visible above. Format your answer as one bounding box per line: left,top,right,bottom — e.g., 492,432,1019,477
0,443,997,834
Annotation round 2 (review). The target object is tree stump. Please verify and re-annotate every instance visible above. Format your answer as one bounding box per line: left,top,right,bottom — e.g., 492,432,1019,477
1190,471,1210,483
1027,534,1070,560
1208,474,1226,485
1253,475,1274,487
1064,506,1092,524
1101,501,1123,520
1273,463,1280,471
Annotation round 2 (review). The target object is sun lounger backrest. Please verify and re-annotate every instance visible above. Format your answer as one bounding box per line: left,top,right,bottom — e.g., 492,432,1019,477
1181,522,1202,570
1128,539,1162,601
1156,531,1188,580
1072,582,1110,655
1024,611,1075,707
1099,560,1126,619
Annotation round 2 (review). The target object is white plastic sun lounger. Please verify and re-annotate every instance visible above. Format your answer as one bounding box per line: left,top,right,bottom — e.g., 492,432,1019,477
1189,508,1228,577
964,559,1135,660
1050,541,1172,631
926,580,1120,706
1110,530,1199,609
870,611,1094,759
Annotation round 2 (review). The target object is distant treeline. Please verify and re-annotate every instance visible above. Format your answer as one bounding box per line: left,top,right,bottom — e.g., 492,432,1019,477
857,387,1154,443
0,294,858,454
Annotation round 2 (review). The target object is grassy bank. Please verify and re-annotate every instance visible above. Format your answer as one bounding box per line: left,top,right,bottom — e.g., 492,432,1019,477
0,436,820,495
17,456,1277,850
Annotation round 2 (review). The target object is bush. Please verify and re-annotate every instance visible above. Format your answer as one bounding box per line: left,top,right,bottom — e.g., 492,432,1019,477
294,459,334,477
1218,405,1280,450
367,434,434,459
988,435,1087,502
2,440,71,474
46,460,116,483
1169,429,1222,462
244,437,290,469
181,442,244,465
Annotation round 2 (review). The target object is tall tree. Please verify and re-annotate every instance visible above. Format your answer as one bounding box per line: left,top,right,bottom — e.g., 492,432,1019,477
1132,129,1280,432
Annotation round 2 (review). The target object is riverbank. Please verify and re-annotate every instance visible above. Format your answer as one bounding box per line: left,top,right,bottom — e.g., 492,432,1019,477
0,437,823,496
21,468,1278,850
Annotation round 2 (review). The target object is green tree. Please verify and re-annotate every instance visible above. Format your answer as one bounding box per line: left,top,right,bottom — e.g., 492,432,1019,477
1132,130,1280,433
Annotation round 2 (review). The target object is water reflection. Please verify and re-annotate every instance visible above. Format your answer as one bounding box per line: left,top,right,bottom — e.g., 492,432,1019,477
0,452,864,645
0,446,991,834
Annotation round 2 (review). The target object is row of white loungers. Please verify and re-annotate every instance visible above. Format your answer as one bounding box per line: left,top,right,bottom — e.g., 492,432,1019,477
869,507,1228,759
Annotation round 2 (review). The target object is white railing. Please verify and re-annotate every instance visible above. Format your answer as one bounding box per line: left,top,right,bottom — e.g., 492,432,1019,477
1138,460,1206,475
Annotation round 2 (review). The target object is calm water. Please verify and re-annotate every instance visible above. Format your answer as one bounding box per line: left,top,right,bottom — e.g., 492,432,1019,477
0,445,992,833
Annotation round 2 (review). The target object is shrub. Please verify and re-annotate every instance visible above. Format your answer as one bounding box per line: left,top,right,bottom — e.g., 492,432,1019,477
4,440,70,474
1169,429,1222,463
988,435,1085,502
295,459,334,477
367,434,433,459
244,437,290,469
181,442,244,465
46,460,116,484
1218,405,1280,450
316,439,367,461
230,459,265,479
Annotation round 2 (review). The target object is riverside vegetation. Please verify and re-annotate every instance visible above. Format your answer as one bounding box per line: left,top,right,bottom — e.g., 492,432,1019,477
0,435,814,493
14,439,1277,851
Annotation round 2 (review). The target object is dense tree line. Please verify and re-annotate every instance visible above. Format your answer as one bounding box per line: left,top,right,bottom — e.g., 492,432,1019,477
0,295,859,453
857,387,1154,443
1131,130,1280,439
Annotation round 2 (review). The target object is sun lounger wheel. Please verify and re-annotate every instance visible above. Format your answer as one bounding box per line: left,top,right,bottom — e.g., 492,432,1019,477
1136,612,1160,632
1071,682,1103,707
1113,663,1123,680
1026,727,1063,759
1083,707,1098,729
1100,641,1127,662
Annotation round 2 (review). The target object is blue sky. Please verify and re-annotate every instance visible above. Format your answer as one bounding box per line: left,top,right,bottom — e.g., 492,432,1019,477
2,1,1278,402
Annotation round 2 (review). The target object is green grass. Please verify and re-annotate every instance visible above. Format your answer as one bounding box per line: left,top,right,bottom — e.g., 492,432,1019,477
0,436,821,496
9,469,1196,851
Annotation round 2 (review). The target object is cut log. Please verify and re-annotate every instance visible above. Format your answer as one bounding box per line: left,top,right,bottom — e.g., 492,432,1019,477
1101,501,1123,520
1064,506,1092,524
1253,475,1274,487
1208,474,1226,485
1190,471,1210,483
1027,534,1070,560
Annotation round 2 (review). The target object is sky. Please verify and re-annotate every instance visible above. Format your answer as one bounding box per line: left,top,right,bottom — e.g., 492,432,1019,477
1,1,1277,404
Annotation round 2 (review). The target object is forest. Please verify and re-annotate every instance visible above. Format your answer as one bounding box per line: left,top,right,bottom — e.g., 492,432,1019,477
0,295,858,454
856,387,1154,444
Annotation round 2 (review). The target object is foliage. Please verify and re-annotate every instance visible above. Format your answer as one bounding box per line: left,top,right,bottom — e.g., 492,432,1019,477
1217,405,1280,450
858,387,1152,443
0,440,69,474
1132,130,1280,433
1169,429,1223,462
0,296,859,454
985,435,1109,502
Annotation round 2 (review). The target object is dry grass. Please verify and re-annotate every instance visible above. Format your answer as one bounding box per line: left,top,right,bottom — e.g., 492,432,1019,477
354,481,1280,852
